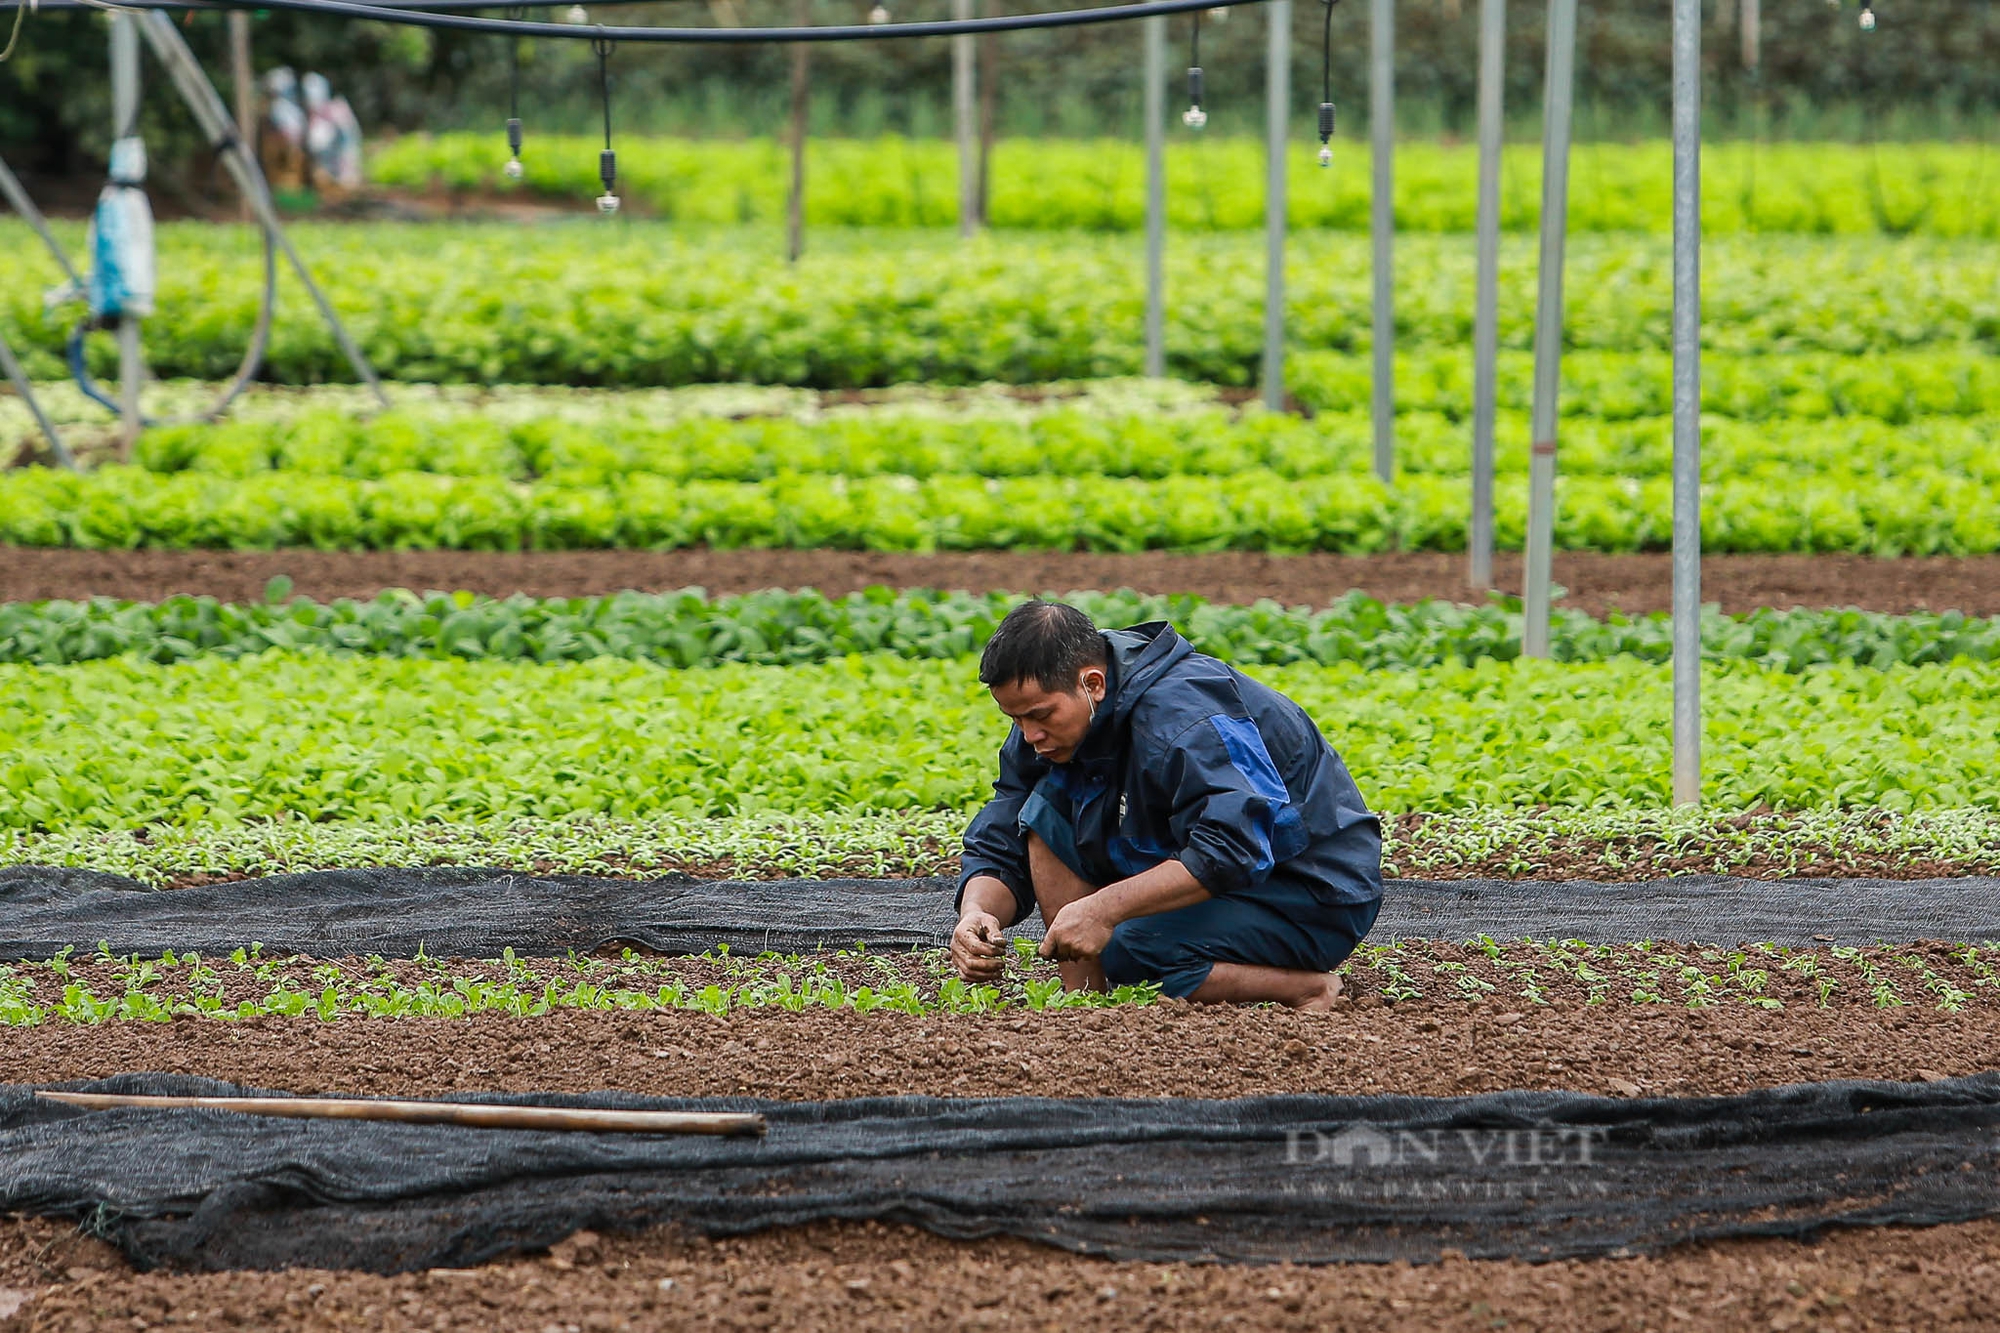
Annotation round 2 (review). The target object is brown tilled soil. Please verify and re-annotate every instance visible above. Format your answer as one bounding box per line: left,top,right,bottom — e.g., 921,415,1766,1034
3,1003,1997,1101
4,996,2000,1331
2,1213,1997,1333
7,548,1999,617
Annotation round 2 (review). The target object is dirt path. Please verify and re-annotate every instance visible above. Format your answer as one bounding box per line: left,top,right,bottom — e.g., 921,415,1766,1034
7,548,1999,617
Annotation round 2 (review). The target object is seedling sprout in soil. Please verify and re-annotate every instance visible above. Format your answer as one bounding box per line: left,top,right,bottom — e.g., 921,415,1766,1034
3,938,1995,1028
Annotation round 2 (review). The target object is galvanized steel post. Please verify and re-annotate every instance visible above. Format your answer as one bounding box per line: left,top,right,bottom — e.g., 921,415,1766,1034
787,0,810,262
1672,0,1703,805
1468,0,1504,587
1369,0,1393,477
229,10,255,221
1144,14,1166,378
110,10,144,455
954,0,977,238
1263,0,1290,410
1520,0,1575,658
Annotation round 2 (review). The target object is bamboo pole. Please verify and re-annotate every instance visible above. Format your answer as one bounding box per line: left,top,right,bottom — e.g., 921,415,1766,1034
38,1091,767,1137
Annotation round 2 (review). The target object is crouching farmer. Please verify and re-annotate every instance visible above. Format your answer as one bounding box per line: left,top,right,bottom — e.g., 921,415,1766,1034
952,599,1382,1009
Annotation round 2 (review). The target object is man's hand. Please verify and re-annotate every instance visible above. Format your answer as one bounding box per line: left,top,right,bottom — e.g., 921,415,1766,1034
1039,897,1116,963
951,909,1007,982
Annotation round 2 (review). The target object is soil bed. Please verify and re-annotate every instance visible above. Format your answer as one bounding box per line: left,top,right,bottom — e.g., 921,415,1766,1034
5,988,2000,1330
6,946,1997,1329
5,940,1997,1100
1,1212,1992,1333
6,548,1998,617
137,828,2000,889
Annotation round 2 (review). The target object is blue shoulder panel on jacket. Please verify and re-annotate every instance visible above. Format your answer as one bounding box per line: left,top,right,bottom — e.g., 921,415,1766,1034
1208,715,1292,806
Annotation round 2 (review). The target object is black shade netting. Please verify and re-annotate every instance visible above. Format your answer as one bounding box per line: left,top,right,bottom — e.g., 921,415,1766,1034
3,867,1999,962
4,1074,2000,1273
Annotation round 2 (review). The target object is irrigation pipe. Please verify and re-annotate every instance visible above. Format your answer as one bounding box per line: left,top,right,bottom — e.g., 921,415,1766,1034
65,227,277,429
39,1091,769,1136
0,0,1273,44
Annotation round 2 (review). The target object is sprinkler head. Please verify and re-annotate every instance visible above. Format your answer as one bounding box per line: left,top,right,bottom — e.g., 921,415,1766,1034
868,3,889,20
504,157,525,181
566,4,588,21
1318,145,1333,169
597,192,621,215
1858,4,1874,28
1182,105,1207,129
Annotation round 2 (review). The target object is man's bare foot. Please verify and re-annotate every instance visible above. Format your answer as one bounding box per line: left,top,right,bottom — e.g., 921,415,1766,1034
1058,959,1109,992
1292,971,1344,1012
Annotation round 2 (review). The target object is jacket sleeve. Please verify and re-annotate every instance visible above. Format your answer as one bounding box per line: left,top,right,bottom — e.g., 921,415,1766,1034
1159,714,1302,898
957,735,1039,927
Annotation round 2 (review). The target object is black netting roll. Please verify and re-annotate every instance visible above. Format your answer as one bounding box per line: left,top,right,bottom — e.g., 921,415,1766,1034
3,866,1998,961
5,1074,1999,1272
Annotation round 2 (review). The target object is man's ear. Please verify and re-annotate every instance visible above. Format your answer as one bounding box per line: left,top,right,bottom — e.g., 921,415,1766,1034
1081,666,1107,702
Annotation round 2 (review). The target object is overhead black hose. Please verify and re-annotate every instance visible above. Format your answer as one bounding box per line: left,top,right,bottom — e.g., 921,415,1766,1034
1322,0,1335,105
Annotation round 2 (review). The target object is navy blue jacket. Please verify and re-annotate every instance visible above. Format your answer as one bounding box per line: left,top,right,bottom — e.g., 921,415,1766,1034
958,622,1383,926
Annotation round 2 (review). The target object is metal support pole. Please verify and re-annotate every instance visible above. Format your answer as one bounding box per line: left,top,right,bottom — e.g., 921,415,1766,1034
1740,0,1759,73
1261,0,1289,411
953,0,977,239
136,10,389,408
1143,14,1166,378
1520,0,1575,658
1672,0,1702,806
1468,0,1503,588
976,27,996,225
228,9,254,221
110,11,143,455
0,151,83,287
787,0,809,263
0,331,76,470
1369,0,1393,478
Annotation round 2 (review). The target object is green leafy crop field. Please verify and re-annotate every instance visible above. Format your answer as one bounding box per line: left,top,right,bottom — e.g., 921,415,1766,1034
5,587,1997,673
6,380,1993,553
368,136,2000,238
4,224,1991,388
2,652,1994,830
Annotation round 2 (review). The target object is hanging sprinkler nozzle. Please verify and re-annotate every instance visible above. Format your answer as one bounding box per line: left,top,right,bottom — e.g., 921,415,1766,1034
1182,10,1206,129
592,33,619,214
597,148,619,213
1316,0,1343,168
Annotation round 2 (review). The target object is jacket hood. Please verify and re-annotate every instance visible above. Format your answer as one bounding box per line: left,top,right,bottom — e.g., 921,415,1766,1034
1090,622,1193,740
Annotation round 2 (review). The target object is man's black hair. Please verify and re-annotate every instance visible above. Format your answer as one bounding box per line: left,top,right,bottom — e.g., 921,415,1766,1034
978,599,1108,693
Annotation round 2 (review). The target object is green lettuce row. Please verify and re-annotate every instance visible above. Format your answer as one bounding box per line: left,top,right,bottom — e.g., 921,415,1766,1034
1289,348,2000,426
6,587,1997,675
368,136,2000,238
120,402,2000,487
3,467,1995,556
3,653,1994,829
5,226,1990,388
